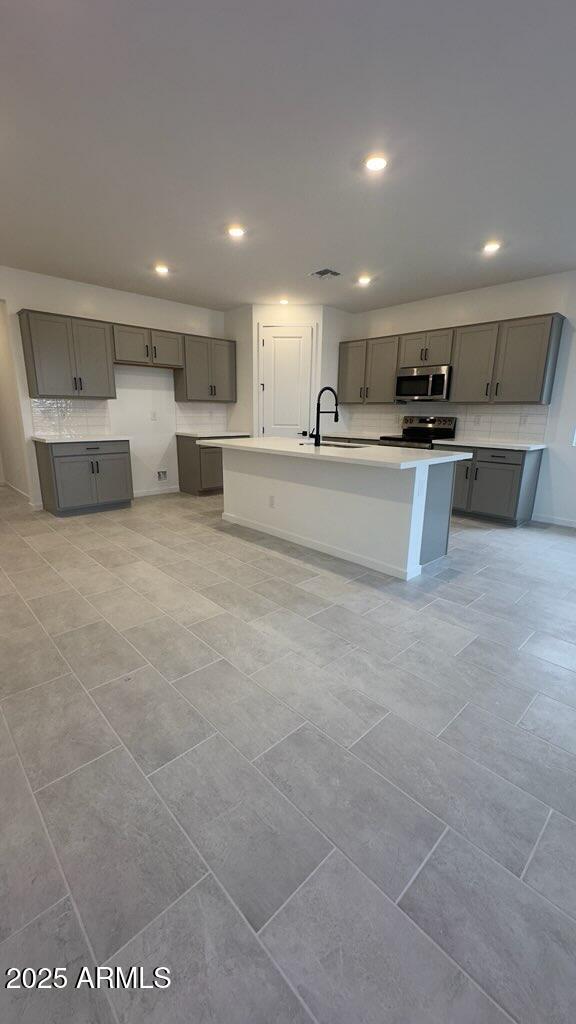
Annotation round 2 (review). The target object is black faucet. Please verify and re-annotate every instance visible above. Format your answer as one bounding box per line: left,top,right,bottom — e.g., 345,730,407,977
311,387,339,447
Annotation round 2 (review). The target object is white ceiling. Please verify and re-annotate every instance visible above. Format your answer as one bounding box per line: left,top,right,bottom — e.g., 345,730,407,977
2,0,576,312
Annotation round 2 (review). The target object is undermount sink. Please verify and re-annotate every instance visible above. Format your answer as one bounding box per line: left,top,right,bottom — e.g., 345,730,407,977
299,441,365,449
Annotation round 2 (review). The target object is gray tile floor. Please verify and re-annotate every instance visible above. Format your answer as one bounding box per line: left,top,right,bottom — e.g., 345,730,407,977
1,486,576,1022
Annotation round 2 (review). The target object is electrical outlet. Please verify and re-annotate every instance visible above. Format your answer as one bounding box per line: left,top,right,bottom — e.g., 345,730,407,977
150,410,158,422
157,470,167,481
268,495,275,508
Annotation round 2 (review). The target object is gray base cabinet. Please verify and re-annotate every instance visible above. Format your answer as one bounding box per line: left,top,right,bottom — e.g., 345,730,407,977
20,311,116,399
35,441,133,515
176,433,248,494
435,444,543,525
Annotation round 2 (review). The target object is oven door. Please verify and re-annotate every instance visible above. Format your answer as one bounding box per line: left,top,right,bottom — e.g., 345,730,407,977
395,365,450,402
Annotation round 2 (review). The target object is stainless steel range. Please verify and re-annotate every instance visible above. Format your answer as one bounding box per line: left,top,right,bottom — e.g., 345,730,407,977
378,415,457,449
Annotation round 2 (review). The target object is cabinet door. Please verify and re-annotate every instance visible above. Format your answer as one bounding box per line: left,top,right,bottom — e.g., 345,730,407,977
364,337,398,403
425,328,453,365
26,312,77,397
72,319,116,398
199,448,223,490
113,325,152,364
451,323,499,402
151,330,183,367
210,339,236,401
338,340,367,402
54,456,97,510
398,333,427,367
94,454,133,505
492,316,553,403
181,336,211,400
452,459,472,511
469,463,521,518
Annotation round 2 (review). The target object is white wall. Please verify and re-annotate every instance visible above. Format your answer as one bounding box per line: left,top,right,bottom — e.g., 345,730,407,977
0,300,29,496
324,272,576,527
0,266,225,505
224,305,254,434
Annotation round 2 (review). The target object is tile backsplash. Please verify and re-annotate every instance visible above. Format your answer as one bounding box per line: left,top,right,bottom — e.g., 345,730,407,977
175,402,228,433
339,402,549,443
31,399,112,436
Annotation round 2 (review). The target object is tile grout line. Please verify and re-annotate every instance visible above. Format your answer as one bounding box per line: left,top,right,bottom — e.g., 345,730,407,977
4,496,576,1022
394,825,450,906
520,808,553,881
256,848,337,935
0,702,122,1024
32,744,124,794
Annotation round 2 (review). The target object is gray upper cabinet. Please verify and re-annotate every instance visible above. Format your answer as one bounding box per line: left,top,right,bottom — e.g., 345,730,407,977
338,340,367,403
211,338,236,401
19,310,115,399
398,329,453,367
450,323,499,402
364,337,398,403
398,333,427,367
492,315,563,404
21,312,76,397
174,335,236,402
113,324,152,365
71,319,116,398
150,330,183,368
175,336,211,400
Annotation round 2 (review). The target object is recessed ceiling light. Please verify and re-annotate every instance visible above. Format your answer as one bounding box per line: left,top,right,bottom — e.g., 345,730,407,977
483,240,501,255
279,298,289,305
228,224,246,239
357,275,372,287
154,263,169,276
365,154,387,172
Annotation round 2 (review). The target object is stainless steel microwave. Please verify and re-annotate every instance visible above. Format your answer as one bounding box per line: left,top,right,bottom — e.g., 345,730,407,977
395,364,451,402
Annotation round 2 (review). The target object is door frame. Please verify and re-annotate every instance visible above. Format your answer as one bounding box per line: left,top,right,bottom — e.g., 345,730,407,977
256,321,320,436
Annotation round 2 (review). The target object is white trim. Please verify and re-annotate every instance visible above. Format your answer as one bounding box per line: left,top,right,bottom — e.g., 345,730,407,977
133,485,180,498
221,511,421,579
532,513,576,529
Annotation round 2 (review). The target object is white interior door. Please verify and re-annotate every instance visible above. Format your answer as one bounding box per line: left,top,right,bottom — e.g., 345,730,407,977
260,326,313,436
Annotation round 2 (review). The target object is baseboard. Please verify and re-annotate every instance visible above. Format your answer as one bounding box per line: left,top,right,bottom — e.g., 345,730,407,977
0,480,41,509
133,485,180,498
532,513,576,530
221,512,421,580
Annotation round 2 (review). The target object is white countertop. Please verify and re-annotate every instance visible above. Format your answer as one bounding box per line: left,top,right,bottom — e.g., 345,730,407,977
32,434,130,444
199,435,473,470
176,431,251,438
432,438,546,452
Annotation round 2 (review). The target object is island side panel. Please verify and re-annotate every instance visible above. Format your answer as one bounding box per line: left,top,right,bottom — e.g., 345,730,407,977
419,461,456,564
220,449,427,579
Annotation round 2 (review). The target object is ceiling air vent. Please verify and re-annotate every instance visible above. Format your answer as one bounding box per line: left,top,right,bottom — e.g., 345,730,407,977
310,268,341,279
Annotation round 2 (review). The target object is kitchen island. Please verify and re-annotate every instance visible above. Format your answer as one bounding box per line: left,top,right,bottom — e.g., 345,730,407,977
199,437,472,579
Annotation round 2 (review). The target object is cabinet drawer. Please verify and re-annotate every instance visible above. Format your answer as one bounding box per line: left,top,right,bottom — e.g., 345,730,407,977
50,441,130,457
475,448,523,465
